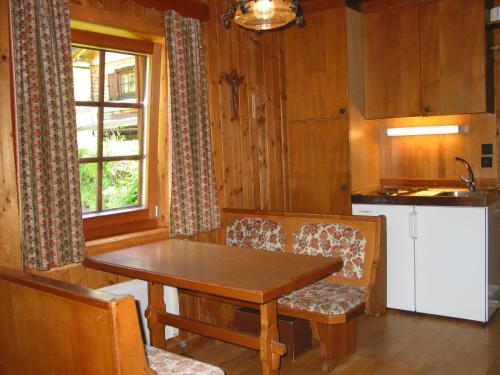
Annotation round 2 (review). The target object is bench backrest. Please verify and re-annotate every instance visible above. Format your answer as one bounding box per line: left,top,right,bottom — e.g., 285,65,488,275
221,209,387,316
0,266,154,375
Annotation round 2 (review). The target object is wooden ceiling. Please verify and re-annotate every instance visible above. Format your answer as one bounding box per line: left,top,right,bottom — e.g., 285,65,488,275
131,0,374,21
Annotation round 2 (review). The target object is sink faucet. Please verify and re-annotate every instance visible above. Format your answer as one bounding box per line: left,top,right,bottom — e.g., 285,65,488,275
454,156,476,192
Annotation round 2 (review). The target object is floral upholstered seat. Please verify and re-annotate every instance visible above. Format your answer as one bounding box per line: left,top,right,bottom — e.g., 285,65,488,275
226,217,285,252
293,223,367,279
278,281,366,315
146,345,225,375
278,223,368,316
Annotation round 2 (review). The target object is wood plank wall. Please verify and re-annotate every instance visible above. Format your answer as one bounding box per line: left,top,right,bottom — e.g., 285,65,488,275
204,0,289,212
375,113,498,187
0,0,22,270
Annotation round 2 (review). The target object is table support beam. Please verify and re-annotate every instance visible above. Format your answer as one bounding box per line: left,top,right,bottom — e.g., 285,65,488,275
147,282,166,349
260,300,281,375
157,311,286,356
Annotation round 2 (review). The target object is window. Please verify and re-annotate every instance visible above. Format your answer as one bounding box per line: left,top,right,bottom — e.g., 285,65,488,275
72,46,148,214
70,29,161,240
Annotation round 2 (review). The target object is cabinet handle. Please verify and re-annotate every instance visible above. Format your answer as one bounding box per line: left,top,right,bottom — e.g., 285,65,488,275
424,106,432,113
339,108,347,115
413,211,418,239
409,211,419,239
409,212,414,239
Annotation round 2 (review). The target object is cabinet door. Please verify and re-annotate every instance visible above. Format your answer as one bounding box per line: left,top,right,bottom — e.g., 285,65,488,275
289,119,350,214
284,6,348,121
487,201,500,320
419,0,486,116
363,0,421,119
415,206,486,321
352,204,416,311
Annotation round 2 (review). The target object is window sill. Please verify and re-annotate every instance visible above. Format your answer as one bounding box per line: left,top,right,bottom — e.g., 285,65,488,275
85,227,169,255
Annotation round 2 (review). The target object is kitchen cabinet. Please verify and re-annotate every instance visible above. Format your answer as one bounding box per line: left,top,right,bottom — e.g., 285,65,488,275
353,203,490,322
284,5,358,215
363,0,421,119
284,5,349,121
288,119,351,214
363,0,490,119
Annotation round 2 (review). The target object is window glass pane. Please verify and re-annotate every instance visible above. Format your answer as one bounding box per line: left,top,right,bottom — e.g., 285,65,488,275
79,163,98,213
103,107,139,157
72,47,100,101
102,160,140,210
105,52,137,102
76,106,99,158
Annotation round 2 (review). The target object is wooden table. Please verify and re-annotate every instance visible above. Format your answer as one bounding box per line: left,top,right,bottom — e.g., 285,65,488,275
84,239,342,374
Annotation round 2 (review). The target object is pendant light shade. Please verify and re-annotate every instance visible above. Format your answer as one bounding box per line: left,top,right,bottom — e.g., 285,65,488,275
222,0,304,31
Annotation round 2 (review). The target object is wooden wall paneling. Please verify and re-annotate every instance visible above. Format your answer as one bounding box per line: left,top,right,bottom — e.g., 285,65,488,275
362,0,421,119
236,27,252,210
0,1,22,270
205,0,288,212
270,33,287,212
288,119,351,214
284,5,349,121
419,0,486,116
217,0,235,208
278,34,290,211
246,32,263,209
69,2,164,37
203,9,225,213
262,33,279,210
379,114,497,184
230,25,244,209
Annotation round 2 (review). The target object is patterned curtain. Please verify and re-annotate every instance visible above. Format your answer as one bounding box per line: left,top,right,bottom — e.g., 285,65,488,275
10,0,85,270
165,10,220,237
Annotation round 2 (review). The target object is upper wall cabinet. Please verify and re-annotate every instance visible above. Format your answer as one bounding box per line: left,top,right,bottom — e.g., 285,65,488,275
284,5,349,121
363,0,421,118
363,0,490,119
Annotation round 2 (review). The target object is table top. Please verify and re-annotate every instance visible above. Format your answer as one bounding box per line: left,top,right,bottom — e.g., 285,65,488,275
84,239,342,304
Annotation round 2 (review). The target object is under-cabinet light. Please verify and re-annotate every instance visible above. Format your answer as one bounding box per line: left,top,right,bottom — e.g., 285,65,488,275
386,125,467,137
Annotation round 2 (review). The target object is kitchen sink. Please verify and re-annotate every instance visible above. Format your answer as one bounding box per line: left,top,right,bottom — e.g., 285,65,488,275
435,191,487,198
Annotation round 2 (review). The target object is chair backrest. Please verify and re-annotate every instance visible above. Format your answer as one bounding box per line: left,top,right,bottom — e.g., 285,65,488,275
226,217,285,252
293,223,367,280
0,266,154,375
220,209,387,317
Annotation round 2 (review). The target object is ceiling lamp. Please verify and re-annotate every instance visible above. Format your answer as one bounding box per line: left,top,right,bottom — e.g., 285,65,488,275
221,0,304,31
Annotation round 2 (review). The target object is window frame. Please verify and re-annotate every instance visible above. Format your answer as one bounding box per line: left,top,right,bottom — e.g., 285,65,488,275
71,29,161,240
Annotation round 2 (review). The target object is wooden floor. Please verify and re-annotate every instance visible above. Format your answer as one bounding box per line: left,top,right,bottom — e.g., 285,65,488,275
187,310,500,375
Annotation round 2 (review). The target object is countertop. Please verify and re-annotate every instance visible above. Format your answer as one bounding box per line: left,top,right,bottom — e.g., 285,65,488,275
351,187,500,207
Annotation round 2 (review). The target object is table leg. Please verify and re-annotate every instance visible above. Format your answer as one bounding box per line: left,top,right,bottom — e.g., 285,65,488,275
147,282,166,349
260,300,280,375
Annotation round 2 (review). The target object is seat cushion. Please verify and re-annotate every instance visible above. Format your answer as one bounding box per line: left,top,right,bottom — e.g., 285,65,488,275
278,281,366,316
293,223,367,279
226,217,285,252
146,345,225,375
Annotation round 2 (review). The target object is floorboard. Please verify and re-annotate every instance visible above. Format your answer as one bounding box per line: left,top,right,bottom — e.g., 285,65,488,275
186,310,500,374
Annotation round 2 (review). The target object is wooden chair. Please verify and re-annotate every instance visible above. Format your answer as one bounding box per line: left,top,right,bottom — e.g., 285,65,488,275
0,266,224,375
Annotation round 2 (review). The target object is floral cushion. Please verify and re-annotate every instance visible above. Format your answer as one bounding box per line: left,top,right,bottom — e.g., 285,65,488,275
146,345,225,375
293,223,367,279
278,281,366,316
226,218,285,252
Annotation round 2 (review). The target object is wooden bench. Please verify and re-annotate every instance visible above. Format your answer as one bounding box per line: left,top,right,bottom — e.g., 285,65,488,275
221,208,387,370
0,266,224,375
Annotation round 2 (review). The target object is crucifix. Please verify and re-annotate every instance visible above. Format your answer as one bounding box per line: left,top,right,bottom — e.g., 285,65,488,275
223,69,244,120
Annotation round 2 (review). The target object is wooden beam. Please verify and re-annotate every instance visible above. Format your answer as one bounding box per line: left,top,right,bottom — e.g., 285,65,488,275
302,0,346,14
134,0,210,21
